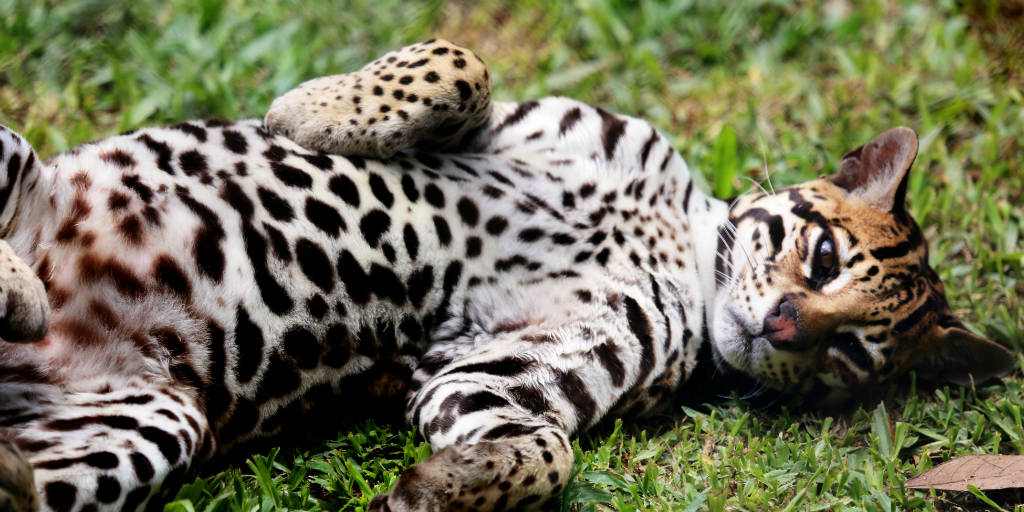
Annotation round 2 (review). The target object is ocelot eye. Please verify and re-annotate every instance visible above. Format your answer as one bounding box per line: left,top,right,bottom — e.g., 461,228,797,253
810,233,839,287
818,237,835,271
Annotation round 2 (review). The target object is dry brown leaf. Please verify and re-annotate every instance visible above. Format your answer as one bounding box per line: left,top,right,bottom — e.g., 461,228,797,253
905,455,1024,491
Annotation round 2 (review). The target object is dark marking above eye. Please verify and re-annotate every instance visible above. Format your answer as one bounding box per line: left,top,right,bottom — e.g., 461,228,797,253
846,253,865,268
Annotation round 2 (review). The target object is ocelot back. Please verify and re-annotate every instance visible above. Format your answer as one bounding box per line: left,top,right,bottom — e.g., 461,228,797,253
0,40,1012,512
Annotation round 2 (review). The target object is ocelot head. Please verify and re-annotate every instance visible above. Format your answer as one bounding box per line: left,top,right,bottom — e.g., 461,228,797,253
712,127,1014,404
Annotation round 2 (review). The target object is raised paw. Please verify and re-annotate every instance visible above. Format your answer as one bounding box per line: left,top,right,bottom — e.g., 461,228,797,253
0,439,38,512
0,240,49,343
368,439,571,512
265,39,492,159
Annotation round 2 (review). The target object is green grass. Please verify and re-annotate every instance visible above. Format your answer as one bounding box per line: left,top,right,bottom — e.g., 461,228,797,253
2,0,1023,510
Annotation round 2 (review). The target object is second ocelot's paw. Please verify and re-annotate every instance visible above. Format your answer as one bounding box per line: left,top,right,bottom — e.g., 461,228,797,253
0,439,38,512
265,39,492,159
368,440,571,512
0,240,49,343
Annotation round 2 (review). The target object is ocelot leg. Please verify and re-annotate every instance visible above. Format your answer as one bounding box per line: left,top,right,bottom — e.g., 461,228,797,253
1,377,211,512
366,317,649,512
264,39,493,158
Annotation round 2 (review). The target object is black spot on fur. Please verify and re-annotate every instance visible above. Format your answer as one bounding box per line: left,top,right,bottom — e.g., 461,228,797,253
234,307,264,383
323,324,351,368
221,180,255,220
368,173,395,208
272,162,312,188
337,250,371,304
455,80,472,100
416,153,443,170
45,481,77,512
96,475,121,503
307,295,328,319
597,108,627,160
447,357,529,377
401,174,419,202
457,197,479,226
130,452,155,482
466,237,482,258
139,426,181,463
178,150,209,177
255,353,301,403
153,256,191,297
241,222,294,315
518,228,544,242
486,216,508,235
329,175,360,206
264,223,292,262
222,130,248,154
284,327,321,369
496,101,540,133
360,209,392,248
170,122,208,142
176,187,225,282
122,175,154,203
408,266,434,309
370,264,407,305
296,239,335,292
424,183,445,208
257,187,294,221
305,198,346,237
433,216,452,246
403,224,420,260
559,107,583,136
136,134,174,174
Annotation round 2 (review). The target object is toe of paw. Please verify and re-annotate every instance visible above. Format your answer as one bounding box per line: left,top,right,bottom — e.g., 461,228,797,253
0,279,50,343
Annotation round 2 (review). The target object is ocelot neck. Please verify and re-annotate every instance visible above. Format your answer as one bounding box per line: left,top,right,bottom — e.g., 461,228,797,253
685,181,736,339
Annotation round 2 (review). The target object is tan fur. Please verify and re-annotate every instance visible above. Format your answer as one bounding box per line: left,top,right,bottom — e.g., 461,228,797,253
265,39,492,158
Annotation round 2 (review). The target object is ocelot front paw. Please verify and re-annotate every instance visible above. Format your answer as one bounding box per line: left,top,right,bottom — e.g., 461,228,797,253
0,240,49,343
0,439,38,512
368,440,569,512
265,39,492,159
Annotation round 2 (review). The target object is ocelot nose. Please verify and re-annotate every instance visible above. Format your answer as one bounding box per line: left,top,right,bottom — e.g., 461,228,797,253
761,295,809,350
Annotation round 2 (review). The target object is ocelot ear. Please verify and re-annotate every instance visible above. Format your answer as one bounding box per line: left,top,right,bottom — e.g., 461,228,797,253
914,324,1016,387
830,127,918,214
